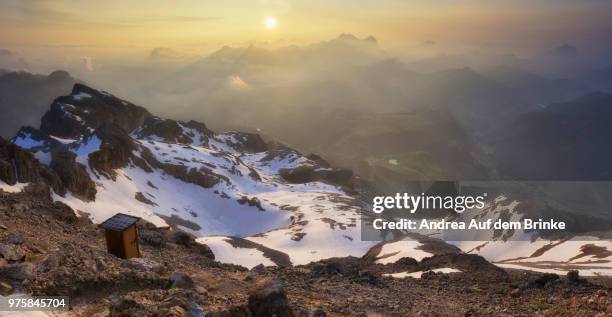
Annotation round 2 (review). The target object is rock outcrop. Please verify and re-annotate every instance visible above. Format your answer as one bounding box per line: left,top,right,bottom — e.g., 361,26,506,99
248,281,294,317
226,132,268,153
88,124,137,179
50,149,96,201
40,84,152,139
279,165,353,187
0,137,65,196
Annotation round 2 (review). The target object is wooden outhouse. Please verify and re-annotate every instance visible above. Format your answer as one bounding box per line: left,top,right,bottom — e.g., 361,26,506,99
100,213,141,259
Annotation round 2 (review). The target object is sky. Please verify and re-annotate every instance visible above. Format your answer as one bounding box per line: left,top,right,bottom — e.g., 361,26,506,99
1,0,612,66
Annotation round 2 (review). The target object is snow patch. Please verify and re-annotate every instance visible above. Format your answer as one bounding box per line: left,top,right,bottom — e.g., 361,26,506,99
49,135,76,145
0,180,28,193
375,240,433,264
384,268,461,279
197,236,275,269
12,134,45,149
72,92,92,100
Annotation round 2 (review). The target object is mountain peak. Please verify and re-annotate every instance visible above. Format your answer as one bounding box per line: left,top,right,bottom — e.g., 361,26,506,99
40,84,152,139
47,70,72,81
336,33,377,44
71,83,101,97
337,33,359,41
364,35,377,43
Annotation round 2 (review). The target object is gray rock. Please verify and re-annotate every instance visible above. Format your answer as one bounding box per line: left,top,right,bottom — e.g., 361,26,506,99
171,272,195,289
248,281,293,317
528,273,559,288
6,234,24,245
566,270,580,284
0,244,25,261
312,306,327,317
188,307,206,317
0,262,35,280
251,264,266,274
37,254,60,273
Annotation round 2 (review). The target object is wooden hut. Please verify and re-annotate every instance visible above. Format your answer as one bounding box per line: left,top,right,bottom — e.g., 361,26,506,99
100,213,141,259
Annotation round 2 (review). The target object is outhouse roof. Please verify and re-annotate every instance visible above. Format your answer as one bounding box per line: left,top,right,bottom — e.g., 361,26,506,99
100,213,140,231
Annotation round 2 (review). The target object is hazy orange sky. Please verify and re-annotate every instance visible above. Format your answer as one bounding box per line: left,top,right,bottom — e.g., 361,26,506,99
1,0,612,61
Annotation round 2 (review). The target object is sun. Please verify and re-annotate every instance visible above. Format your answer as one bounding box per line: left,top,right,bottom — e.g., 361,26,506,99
264,16,278,30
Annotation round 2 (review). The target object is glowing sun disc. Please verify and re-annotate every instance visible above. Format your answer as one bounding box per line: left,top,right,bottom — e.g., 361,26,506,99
265,16,277,29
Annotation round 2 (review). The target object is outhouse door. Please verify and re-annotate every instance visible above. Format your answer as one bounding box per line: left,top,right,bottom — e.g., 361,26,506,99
122,226,140,258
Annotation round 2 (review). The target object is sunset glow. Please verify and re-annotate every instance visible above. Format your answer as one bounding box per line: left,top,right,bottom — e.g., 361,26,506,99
265,16,278,30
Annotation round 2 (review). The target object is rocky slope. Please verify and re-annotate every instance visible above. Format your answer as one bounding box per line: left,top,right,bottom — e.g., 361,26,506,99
0,186,610,316
449,193,612,277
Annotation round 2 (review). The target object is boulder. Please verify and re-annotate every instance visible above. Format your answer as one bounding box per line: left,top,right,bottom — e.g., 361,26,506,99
37,253,60,273
566,270,583,284
0,244,25,261
248,281,294,317
194,243,215,260
0,262,35,280
251,264,266,274
528,273,560,289
187,307,206,317
139,229,166,247
171,272,195,289
6,234,24,245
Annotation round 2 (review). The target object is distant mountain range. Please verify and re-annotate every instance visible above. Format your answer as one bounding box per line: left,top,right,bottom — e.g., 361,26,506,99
1,35,608,186
0,70,77,138
493,92,612,180
136,37,597,184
